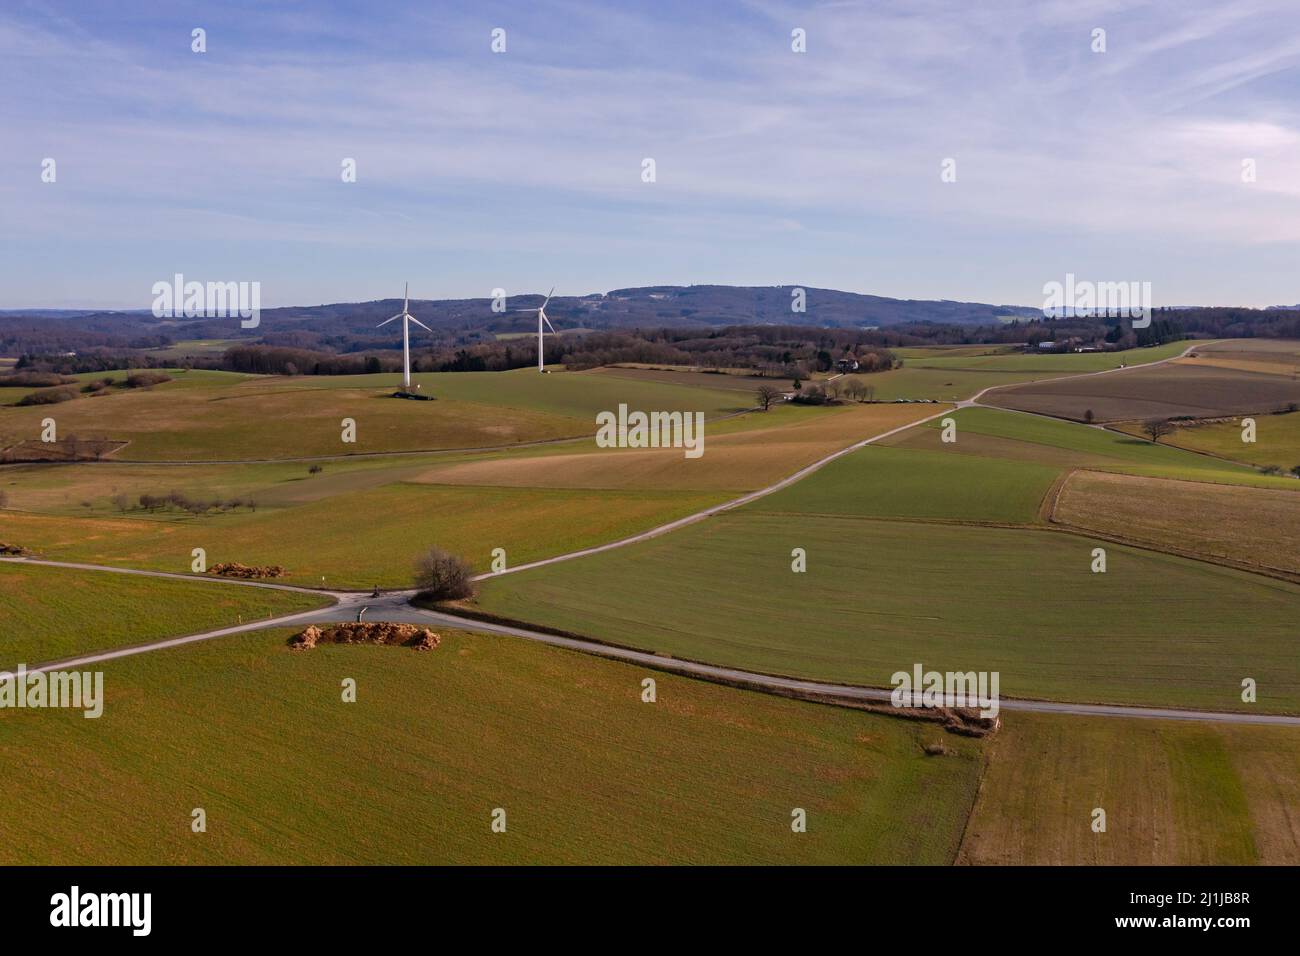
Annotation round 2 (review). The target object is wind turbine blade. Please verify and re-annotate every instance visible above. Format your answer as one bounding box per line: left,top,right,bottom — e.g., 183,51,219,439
542,287,555,308
377,315,401,327
403,282,409,314
543,313,557,334
408,317,432,332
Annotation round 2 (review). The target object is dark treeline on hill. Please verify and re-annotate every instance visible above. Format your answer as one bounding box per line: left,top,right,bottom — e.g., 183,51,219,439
212,328,904,376
3,289,1298,378
0,285,1043,357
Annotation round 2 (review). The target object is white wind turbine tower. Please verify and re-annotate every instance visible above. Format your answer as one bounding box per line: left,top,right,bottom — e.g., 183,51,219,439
376,283,431,390
514,288,557,372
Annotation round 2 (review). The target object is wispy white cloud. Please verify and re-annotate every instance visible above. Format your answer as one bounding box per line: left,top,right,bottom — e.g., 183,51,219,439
2,0,1298,307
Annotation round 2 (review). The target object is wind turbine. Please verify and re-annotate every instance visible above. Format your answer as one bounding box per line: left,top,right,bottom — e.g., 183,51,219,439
376,283,431,390
513,288,557,373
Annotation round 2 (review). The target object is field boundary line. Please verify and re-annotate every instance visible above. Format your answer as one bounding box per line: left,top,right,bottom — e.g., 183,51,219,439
1045,480,1300,586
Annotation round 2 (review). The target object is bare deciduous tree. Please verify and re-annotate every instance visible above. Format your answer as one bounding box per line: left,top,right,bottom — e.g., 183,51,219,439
413,547,477,602
756,384,784,411
1142,418,1173,443
841,377,868,402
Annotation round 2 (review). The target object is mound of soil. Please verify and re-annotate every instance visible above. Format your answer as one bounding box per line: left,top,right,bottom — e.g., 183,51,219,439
289,623,441,651
0,542,30,556
209,562,287,579
940,708,1000,738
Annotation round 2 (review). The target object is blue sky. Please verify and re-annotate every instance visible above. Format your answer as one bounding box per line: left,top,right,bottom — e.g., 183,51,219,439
2,0,1299,309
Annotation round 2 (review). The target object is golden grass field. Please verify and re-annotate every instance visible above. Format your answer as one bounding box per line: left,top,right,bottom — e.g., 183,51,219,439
414,402,944,491
1050,470,1300,577
958,713,1300,865
1176,338,1300,378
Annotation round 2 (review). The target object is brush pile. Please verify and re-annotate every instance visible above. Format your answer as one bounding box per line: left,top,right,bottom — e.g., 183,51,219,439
209,562,286,579
289,623,441,651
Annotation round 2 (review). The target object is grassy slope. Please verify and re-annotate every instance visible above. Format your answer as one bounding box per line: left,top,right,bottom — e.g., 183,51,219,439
475,512,1300,712
0,367,747,461
272,367,749,418
0,376,581,460
958,713,1300,864
0,484,731,588
0,563,325,666
0,454,454,515
0,628,984,865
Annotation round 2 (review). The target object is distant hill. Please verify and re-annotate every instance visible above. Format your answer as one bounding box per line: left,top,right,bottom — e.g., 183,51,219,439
4,285,1038,338
6,288,1298,360
0,285,1042,356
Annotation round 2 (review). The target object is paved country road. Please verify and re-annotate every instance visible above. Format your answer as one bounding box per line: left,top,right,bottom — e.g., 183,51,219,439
4,553,1295,727
7,340,1267,725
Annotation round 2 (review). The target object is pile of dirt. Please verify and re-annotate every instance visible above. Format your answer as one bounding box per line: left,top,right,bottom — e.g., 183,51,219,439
209,562,286,579
939,708,1000,738
289,623,441,651
0,542,30,556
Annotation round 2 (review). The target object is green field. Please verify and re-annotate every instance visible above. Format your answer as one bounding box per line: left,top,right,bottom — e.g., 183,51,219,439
849,341,1192,404
0,366,748,461
260,366,749,419
475,512,1300,712
0,483,731,588
960,713,1300,864
144,339,244,361
0,454,456,515
897,341,1189,373
0,563,325,666
754,443,1059,524
0,627,984,864
886,406,1292,489
1113,410,1300,472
